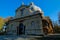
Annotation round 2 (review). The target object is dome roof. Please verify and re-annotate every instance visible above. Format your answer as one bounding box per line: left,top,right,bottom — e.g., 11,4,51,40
29,2,43,13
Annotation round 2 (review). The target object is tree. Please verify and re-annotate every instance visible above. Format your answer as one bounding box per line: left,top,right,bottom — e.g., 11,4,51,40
53,21,60,33
0,17,5,30
58,12,60,25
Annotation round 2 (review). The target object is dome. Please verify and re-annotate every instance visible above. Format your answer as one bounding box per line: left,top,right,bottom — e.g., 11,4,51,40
29,2,43,13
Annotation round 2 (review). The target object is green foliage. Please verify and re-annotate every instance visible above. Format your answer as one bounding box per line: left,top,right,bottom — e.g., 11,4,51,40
0,17,5,30
53,24,60,33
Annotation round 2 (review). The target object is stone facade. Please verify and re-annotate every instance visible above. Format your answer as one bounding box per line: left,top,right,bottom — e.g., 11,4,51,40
6,2,53,36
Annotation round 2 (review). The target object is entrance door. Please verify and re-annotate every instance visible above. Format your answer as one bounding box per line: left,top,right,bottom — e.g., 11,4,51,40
17,23,25,35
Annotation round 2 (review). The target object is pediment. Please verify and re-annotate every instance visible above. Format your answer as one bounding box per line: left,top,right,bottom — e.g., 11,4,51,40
16,5,29,12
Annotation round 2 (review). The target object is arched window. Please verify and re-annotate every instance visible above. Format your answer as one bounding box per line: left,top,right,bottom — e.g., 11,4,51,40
30,7,34,11
45,22,49,26
31,21,35,27
20,8,25,16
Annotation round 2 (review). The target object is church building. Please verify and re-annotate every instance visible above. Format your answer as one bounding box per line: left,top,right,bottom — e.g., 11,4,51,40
6,2,53,36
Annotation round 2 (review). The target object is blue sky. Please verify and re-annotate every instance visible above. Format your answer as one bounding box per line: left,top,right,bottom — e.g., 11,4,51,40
0,0,60,21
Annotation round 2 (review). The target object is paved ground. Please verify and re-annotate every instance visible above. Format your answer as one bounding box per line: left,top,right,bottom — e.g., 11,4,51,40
0,35,38,40
0,34,60,40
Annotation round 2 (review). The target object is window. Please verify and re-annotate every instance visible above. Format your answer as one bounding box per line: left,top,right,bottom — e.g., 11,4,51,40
20,8,25,16
31,7,34,11
10,24,13,30
11,24,13,27
31,21,35,28
45,22,49,26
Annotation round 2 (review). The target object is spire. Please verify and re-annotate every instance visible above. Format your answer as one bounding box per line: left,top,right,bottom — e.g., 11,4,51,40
30,2,34,5
21,2,24,5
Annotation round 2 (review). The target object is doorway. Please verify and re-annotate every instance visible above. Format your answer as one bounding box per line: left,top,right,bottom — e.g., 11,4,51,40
17,23,25,35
